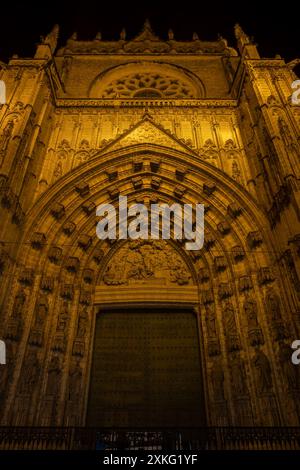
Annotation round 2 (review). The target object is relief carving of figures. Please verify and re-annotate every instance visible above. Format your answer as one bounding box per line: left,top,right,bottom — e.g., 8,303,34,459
244,298,264,346
252,348,273,394
211,361,225,401
223,301,240,352
103,240,191,286
18,350,40,395
45,355,62,396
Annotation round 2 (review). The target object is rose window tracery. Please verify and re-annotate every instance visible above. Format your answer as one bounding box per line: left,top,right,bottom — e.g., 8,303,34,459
101,73,196,99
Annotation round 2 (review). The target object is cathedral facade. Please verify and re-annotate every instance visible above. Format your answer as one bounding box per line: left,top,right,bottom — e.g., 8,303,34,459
0,21,300,434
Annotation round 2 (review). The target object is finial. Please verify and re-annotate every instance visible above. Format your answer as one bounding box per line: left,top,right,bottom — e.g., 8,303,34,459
168,29,174,40
95,31,102,40
120,28,126,40
192,32,199,41
143,19,152,31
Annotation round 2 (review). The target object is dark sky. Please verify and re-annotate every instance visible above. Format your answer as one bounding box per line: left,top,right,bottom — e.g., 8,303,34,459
0,0,299,70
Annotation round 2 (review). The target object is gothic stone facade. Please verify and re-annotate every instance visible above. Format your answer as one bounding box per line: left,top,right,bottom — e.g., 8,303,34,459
0,22,300,427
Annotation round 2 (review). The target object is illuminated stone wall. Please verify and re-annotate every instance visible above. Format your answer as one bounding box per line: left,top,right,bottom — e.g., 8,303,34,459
0,22,299,427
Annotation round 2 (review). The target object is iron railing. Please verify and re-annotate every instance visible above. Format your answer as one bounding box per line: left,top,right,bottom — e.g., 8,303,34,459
0,427,300,450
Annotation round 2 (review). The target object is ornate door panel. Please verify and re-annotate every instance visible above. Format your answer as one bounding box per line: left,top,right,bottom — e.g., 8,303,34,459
86,309,205,427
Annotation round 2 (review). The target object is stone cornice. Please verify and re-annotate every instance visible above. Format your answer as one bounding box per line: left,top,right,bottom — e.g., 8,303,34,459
55,98,237,108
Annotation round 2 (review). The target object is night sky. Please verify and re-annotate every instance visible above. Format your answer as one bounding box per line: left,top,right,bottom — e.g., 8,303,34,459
0,0,299,74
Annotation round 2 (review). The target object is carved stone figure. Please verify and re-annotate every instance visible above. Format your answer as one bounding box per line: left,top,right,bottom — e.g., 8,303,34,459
45,355,62,396
230,354,248,397
252,349,273,394
244,298,264,346
68,361,82,402
266,289,282,322
57,301,69,332
0,121,14,156
76,306,88,338
11,289,26,319
244,299,259,328
278,342,299,391
211,362,225,401
232,161,241,183
18,350,40,395
223,301,240,352
278,118,294,147
34,294,48,328
53,159,63,179
205,304,217,337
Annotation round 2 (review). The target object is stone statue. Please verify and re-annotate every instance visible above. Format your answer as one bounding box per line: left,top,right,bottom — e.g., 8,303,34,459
0,121,14,155
68,361,82,401
57,301,69,332
46,355,61,396
211,362,225,401
244,299,259,328
120,28,126,41
232,161,241,183
77,306,88,338
53,160,63,179
278,117,294,147
34,294,48,328
266,290,282,322
230,354,248,397
18,350,40,395
168,29,174,40
278,342,299,391
252,349,273,394
223,301,240,352
205,304,217,337
11,289,26,319
223,301,238,336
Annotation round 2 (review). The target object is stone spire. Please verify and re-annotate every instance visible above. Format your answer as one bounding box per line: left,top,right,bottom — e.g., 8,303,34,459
43,24,59,54
35,24,59,59
234,24,259,58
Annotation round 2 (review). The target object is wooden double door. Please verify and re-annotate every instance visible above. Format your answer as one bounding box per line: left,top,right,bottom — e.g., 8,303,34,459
86,308,206,427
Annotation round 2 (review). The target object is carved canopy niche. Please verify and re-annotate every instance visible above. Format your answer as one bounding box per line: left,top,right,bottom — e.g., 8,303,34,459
101,240,194,286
